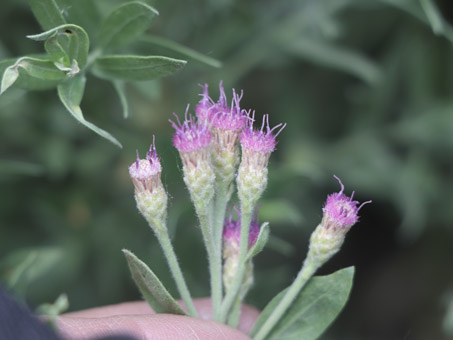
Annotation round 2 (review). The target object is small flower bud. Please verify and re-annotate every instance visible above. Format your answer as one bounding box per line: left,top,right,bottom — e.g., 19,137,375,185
308,175,372,265
170,107,215,213
237,113,286,209
195,83,215,125
128,137,168,232
210,82,248,185
222,208,260,296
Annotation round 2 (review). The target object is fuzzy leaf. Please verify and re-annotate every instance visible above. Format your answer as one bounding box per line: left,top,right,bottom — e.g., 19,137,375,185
112,81,129,118
57,75,122,148
246,222,269,260
140,35,222,68
0,57,66,94
99,1,158,49
122,249,187,315
28,0,67,31
250,266,354,340
92,55,186,81
28,24,89,69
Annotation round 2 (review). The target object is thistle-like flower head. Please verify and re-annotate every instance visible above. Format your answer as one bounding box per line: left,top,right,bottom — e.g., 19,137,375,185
169,105,212,168
322,175,372,230
195,83,215,124
223,207,260,250
211,82,248,132
128,136,162,193
239,112,286,169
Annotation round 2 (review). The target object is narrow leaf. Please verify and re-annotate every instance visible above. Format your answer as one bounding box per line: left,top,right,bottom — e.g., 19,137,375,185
140,35,222,68
122,249,187,315
28,0,67,31
99,1,158,49
113,81,129,118
246,222,269,261
28,24,90,69
92,55,186,82
1,67,19,94
0,57,66,93
57,76,122,148
250,267,354,340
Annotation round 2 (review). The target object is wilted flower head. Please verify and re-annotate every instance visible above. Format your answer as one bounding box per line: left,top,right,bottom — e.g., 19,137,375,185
322,175,372,231
169,105,212,168
128,136,162,193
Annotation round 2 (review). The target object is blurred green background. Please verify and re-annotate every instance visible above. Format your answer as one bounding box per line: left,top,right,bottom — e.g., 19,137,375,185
1,0,453,339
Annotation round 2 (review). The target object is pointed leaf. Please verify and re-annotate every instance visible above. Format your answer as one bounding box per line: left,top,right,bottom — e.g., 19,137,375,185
140,35,222,68
0,57,66,93
92,55,186,81
28,0,67,31
99,1,158,49
57,76,122,148
250,266,354,340
113,81,129,118
28,24,89,69
123,249,187,315
246,222,269,261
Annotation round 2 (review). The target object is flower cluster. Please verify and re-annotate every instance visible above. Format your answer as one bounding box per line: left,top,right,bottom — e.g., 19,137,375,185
126,82,371,333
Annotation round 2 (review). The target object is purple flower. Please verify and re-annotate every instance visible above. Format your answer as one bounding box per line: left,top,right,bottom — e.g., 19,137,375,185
169,106,212,167
129,136,162,193
322,175,372,230
195,83,215,124
239,113,286,169
223,206,260,249
211,82,247,132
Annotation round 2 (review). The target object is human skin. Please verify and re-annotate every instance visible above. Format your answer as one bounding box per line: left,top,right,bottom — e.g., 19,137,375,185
57,298,260,340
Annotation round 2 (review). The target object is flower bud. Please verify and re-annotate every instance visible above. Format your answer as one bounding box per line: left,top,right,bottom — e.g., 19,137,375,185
237,113,286,210
308,175,372,265
170,107,215,213
222,208,260,296
128,137,168,232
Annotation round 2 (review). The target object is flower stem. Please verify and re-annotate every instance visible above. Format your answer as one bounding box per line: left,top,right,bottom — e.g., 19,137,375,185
219,205,252,322
154,225,198,317
197,210,222,321
252,259,318,340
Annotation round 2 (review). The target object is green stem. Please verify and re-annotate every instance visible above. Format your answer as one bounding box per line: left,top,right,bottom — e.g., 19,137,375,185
227,295,242,328
154,226,198,317
252,259,318,340
219,206,253,322
197,209,222,322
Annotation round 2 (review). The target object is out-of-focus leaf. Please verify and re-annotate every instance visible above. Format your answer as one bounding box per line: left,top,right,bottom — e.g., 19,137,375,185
259,199,304,225
247,222,270,260
57,75,122,148
140,35,222,68
56,0,101,38
123,249,187,315
280,38,381,84
99,1,158,50
28,24,89,69
28,0,66,30
0,247,63,293
250,267,354,340
92,55,186,81
36,293,69,316
113,81,129,118
0,57,66,93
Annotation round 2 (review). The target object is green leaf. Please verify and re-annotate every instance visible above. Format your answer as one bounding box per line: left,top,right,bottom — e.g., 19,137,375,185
250,266,354,340
92,55,186,82
36,293,69,316
57,75,122,148
99,1,159,49
122,249,187,315
246,222,270,260
28,0,67,31
0,57,66,94
112,81,129,118
140,35,222,68
28,24,90,69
